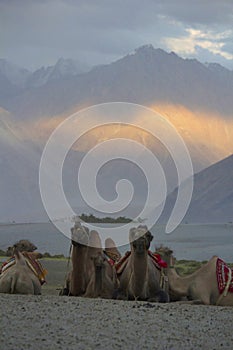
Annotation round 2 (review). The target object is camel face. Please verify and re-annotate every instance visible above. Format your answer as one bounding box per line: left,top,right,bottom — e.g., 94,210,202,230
132,236,147,255
6,240,37,256
117,226,169,302
92,253,106,270
129,226,153,252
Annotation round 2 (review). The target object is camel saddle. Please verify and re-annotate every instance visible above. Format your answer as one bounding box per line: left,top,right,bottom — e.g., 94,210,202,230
113,250,167,275
0,252,47,285
216,258,233,295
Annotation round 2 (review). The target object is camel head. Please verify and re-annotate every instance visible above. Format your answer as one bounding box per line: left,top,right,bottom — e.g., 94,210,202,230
129,225,154,254
6,240,37,256
91,252,106,271
155,246,174,267
129,227,149,255
138,225,154,249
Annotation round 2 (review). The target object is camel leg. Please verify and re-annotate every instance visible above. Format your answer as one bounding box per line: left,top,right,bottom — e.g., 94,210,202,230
32,280,41,295
0,275,12,293
116,290,129,300
10,274,18,294
148,290,170,303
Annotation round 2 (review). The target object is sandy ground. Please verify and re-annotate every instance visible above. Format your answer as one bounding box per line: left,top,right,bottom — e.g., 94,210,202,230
1,259,233,350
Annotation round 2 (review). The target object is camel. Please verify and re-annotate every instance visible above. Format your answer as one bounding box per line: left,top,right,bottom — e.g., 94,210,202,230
84,236,124,298
63,223,118,298
67,223,90,296
117,226,169,302
84,251,117,299
156,247,233,306
0,248,42,294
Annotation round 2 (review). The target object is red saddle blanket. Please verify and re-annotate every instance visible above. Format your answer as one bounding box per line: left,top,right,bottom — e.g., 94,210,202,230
114,250,167,275
216,258,233,294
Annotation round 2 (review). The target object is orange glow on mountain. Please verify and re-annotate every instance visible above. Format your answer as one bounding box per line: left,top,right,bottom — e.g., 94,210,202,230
149,103,233,163
15,103,233,170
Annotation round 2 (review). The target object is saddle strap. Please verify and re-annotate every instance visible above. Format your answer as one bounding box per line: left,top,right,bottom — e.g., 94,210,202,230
160,268,169,290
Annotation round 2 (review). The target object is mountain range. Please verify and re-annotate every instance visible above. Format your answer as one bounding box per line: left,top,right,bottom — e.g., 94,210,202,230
0,45,232,119
0,45,232,224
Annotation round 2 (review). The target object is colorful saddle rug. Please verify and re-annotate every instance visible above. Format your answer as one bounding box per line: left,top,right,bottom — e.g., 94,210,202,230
0,252,47,285
114,251,131,274
148,251,167,269
216,258,233,295
114,250,167,275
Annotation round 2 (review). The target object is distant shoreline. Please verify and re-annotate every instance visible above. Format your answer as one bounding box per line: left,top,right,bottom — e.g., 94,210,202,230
0,221,232,226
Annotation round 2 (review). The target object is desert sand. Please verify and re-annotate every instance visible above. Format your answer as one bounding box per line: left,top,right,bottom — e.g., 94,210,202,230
1,259,233,350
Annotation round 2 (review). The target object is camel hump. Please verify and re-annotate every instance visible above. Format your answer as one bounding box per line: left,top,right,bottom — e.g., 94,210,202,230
89,230,102,248
105,238,121,261
13,247,27,267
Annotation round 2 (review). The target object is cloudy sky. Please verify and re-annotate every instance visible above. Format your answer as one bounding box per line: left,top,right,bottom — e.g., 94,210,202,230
1,0,233,70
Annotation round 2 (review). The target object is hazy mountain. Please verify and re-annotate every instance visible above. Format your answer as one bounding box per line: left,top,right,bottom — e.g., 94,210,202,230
0,57,91,104
205,62,233,80
0,45,232,223
25,58,91,88
2,45,232,119
0,59,30,87
160,155,233,224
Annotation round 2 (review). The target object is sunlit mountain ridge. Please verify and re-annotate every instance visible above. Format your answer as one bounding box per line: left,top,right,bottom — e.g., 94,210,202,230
10,103,232,173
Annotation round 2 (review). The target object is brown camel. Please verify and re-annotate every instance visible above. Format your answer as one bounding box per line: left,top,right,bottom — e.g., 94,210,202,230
157,247,233,306
68,223,90,296
84,251,117,299
117,226,169,302
64,223,118,298
0,248,42,294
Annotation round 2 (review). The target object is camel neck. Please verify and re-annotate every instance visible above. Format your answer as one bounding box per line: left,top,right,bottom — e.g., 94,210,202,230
95,267,103,295
71,246,87,295
168,267,193,295
131,251,148,294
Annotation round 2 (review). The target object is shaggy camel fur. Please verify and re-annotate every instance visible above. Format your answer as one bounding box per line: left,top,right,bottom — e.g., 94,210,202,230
117,227,169,302
157,247,233,306
65,223,117,298
0,249,41,294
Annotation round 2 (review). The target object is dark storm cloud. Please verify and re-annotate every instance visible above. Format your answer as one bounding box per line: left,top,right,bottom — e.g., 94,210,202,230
155,0,233,26
0,0,232,69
